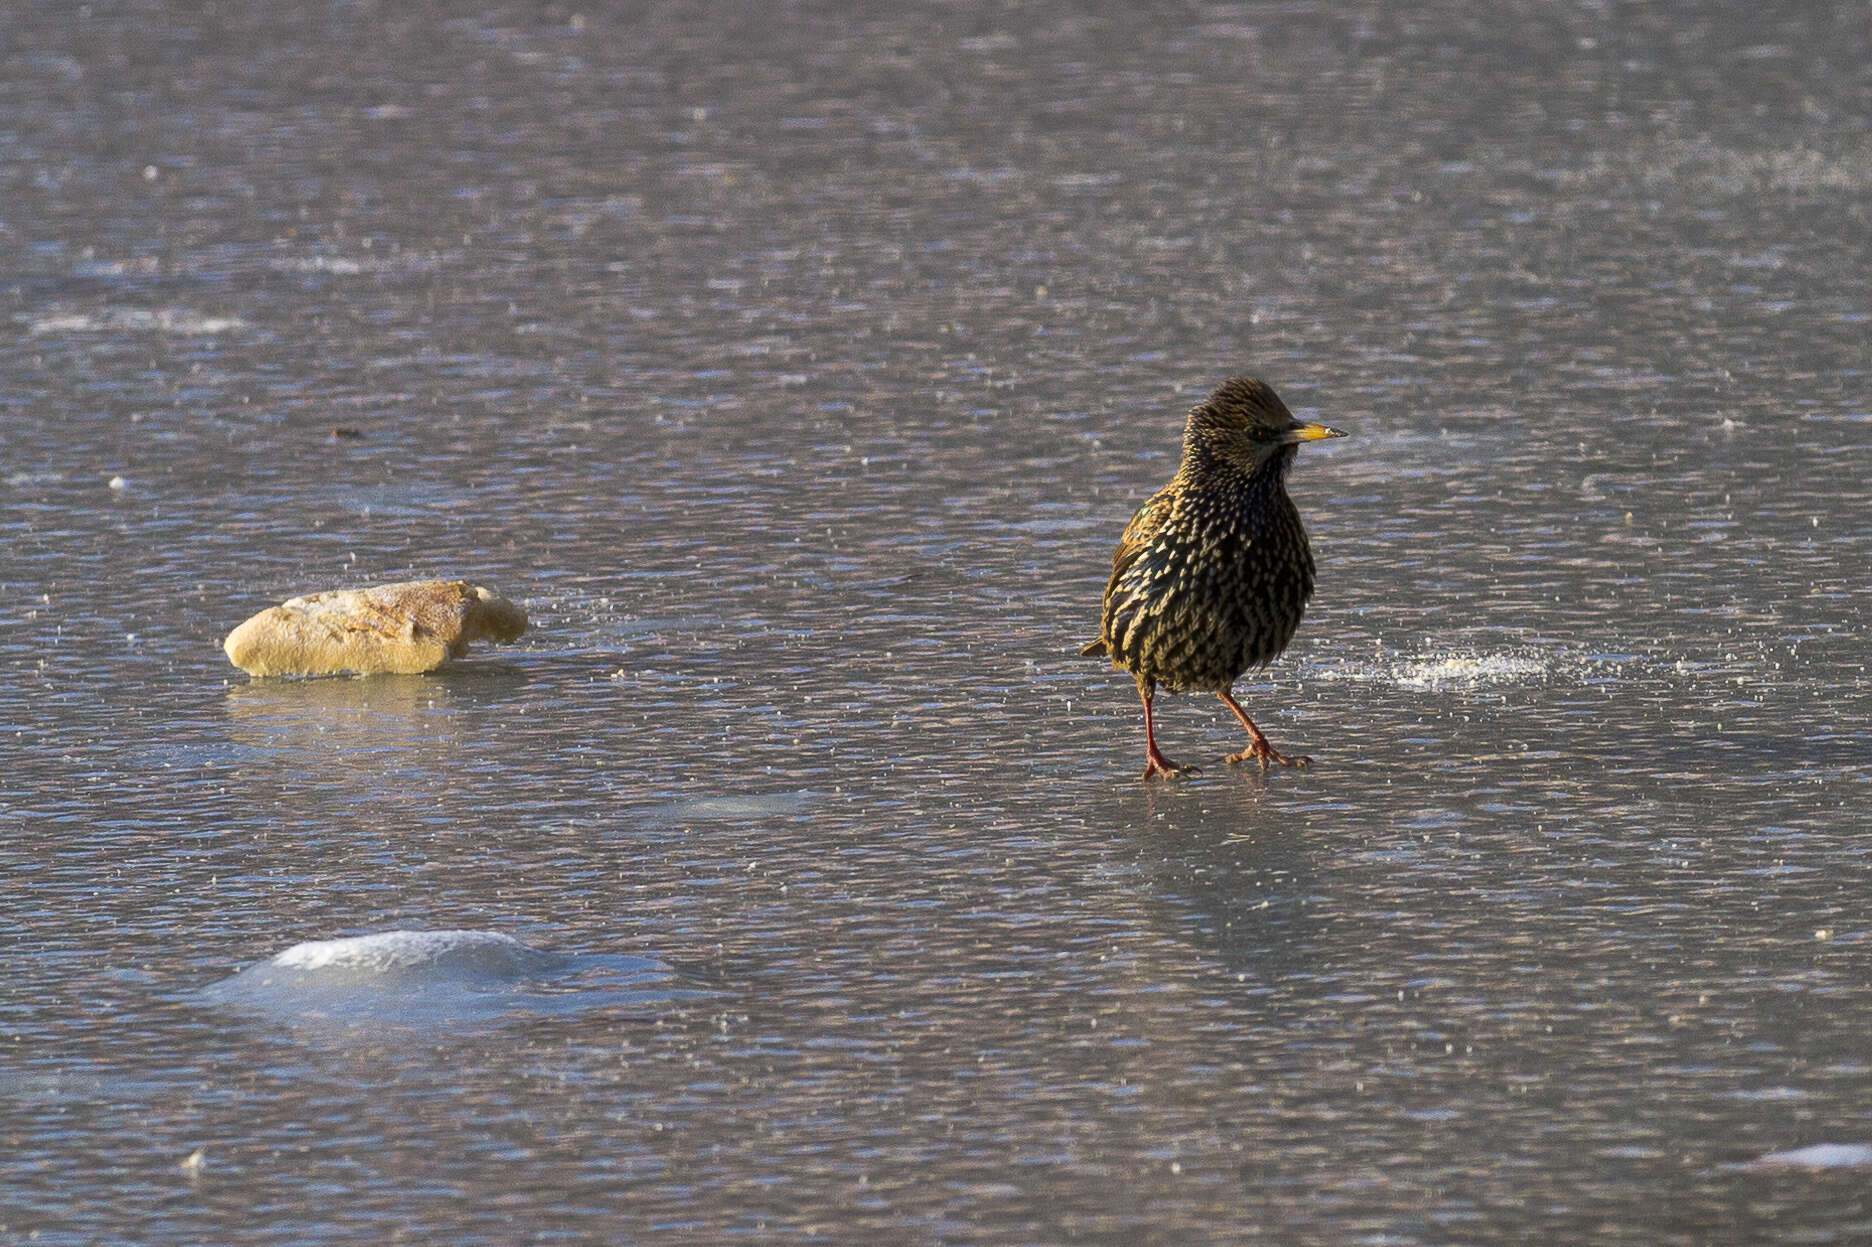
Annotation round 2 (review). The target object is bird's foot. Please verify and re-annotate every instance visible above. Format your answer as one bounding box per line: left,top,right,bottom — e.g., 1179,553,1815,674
1143,753,1201,780
1226,742,1311,769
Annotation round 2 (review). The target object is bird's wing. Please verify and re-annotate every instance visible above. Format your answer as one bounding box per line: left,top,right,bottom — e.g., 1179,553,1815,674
1092,487,1182,657
1107,487,1176,582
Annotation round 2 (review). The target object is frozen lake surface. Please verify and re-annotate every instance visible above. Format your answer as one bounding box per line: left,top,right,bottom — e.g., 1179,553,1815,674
4,2,1870,1243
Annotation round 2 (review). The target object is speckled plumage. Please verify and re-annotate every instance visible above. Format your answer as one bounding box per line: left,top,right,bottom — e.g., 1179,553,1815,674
1084,377,1345,778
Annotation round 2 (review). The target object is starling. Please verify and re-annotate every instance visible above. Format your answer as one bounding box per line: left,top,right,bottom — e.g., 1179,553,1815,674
1083,377,1345,779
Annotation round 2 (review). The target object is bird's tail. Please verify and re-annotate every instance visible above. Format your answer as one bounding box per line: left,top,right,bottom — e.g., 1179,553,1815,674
1080,638,1108,657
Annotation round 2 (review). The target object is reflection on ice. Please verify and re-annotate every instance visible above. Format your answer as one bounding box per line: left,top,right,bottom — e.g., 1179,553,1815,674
25,308,246,335
1310,649,1573,691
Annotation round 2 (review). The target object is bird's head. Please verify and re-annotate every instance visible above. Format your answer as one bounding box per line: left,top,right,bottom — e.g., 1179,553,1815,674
1185,376,1346,473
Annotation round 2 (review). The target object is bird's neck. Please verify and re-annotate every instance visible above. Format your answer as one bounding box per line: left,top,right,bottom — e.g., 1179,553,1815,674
1179,438,1291,492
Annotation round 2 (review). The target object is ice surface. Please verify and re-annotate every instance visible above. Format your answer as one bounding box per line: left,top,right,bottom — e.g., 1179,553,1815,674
7,0,1871,1239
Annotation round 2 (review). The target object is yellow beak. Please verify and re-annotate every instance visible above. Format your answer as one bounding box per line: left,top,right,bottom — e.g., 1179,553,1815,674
1284,422,1347,443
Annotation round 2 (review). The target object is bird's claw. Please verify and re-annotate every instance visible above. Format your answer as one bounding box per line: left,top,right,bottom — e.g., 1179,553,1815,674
1143,758,1201,780
1226,746,1311,769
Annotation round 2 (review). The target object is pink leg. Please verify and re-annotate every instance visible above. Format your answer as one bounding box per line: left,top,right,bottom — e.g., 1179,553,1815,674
1140,677,1199,779
1219,688,1310,769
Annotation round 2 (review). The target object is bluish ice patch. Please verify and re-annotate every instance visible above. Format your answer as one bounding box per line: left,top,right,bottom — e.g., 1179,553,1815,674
649,791,820,822
1749,1143,1872,1170
196,930,711,1030
119,740,297,770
